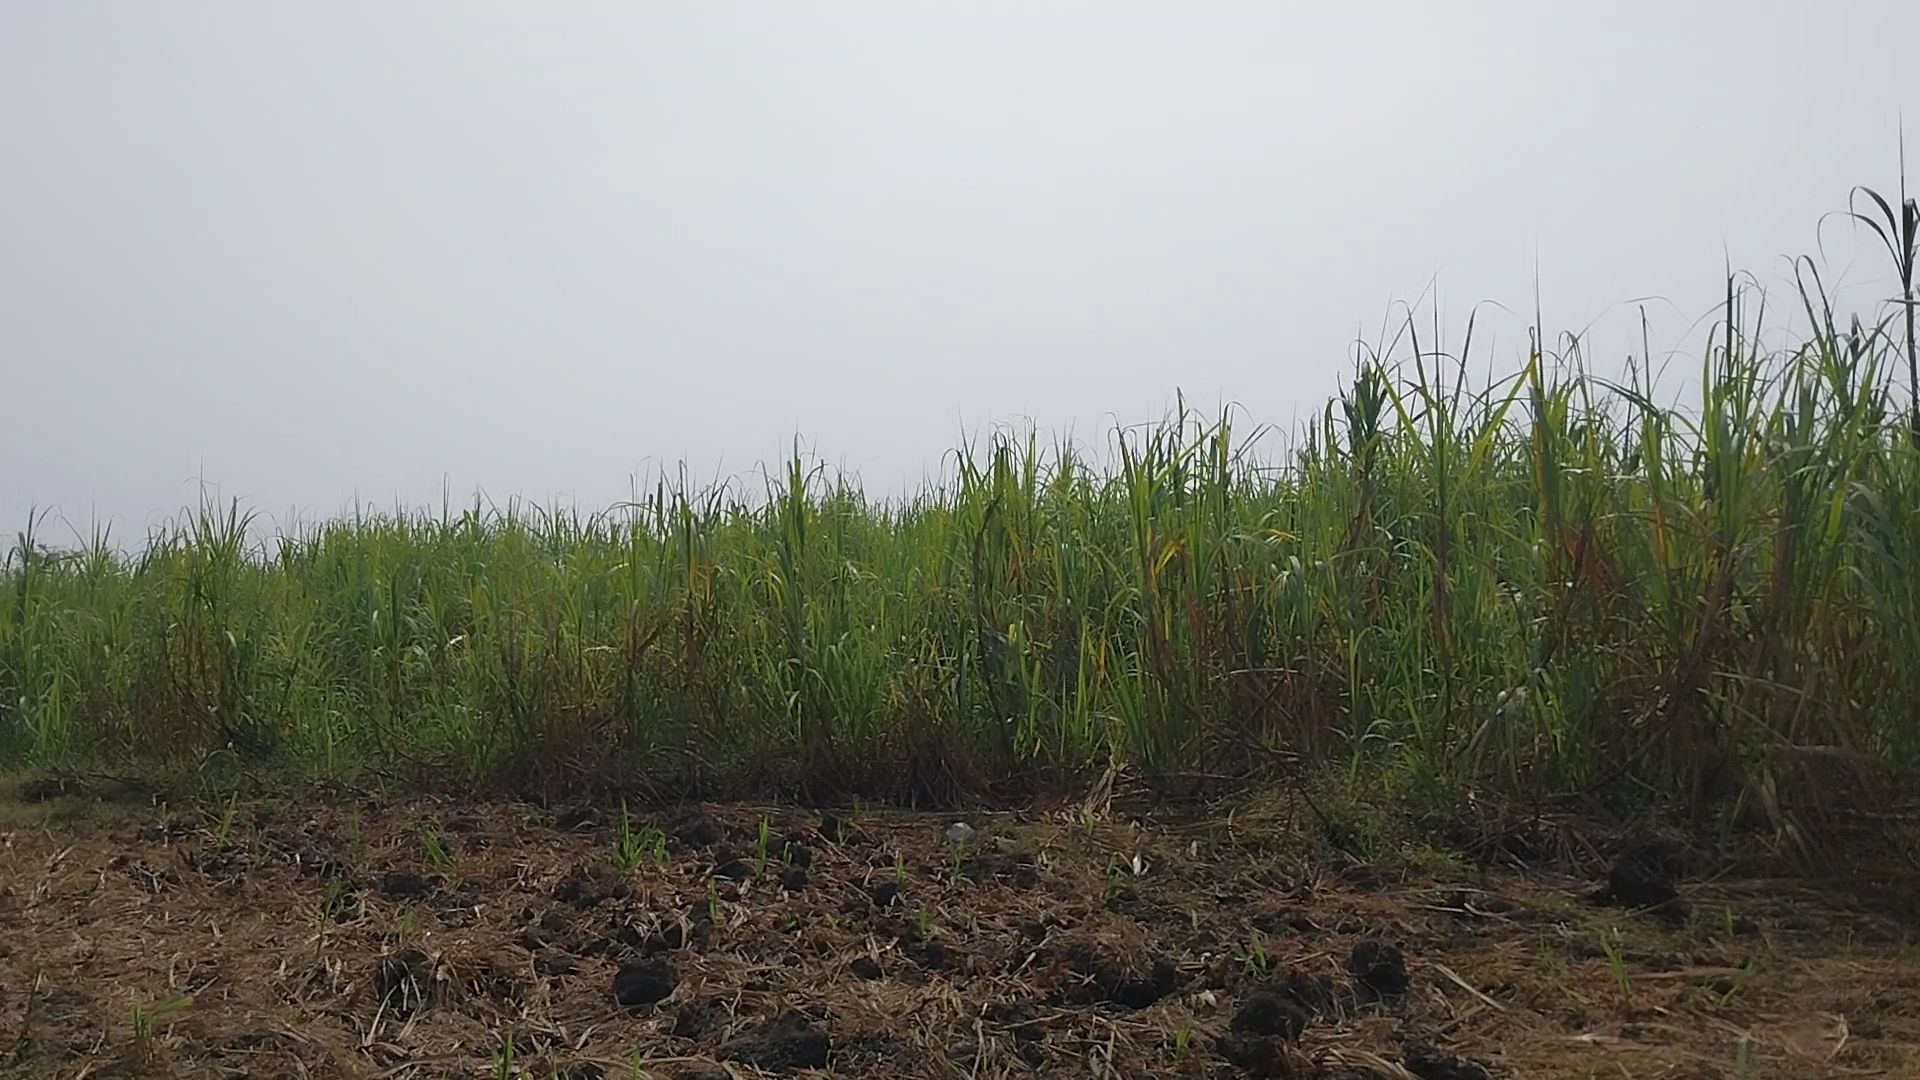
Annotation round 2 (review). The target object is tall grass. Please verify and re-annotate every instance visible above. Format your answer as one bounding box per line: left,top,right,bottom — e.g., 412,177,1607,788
4,238,1919,837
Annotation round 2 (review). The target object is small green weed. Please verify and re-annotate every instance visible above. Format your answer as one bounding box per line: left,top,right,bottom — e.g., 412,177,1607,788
1236,929,1272,977
129,995,193,1042
754,816,774,877
318,875,353,923
211,792,239,846
1599,930,1633,1006
421,829,452,871
490,1031,516,1080
612,806,646,873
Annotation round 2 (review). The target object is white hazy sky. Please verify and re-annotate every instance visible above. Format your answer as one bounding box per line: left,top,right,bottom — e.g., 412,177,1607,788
3,2,1917,541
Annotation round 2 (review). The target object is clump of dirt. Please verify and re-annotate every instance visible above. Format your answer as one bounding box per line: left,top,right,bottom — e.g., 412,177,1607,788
378,870,436,900
553,865,632,909
1405,1042,1492,1080
718,1012,831,1071
670,999,729,1039
901,932,953,972
668,810,730,849
960,850,1040,889
373,947,437,1016
978,1000,1049,1068
462,952,522,1002
1347,937,1409,1000
816,811,870,846
551,805,602,832
1215,967,1333,1075
1263,967,1339,1018
611,957,678,1009
1051,940,1179,1009
533,950,577,977
655,899,715,952
575,921,638,960
711,857,754,882
1232,989,1309,1041
1594,835,1688,920
1214,1029,1300,1078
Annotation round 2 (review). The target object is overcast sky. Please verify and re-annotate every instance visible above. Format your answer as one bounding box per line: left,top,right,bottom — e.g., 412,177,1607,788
3,2,1917,542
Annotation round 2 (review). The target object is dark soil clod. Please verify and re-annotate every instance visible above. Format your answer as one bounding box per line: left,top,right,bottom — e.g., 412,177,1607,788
554,868,631,910
612,957,678,1009
671,999,728,1039
299,854,348,880
378,871,435,900
1596,841,1685,916
469,954,520,1001
848,955,883,980
781,866,810,891
905,938,952,971
373,948,435,1015
1231,990,1308,1041
984,998,1039,1029
1251,967,1338,1022
718,1013,831,1072
612,921,645,951
1059,943,1178,1009
835,1034,909,1072
962,851,1041,889
1216,1032,1286,1077
662,902,714,951
673,813,727,849
817,813,869,847
1112,957,1179,1009
1348,938,1409,999
551,806,601,833
1404,1042,1491,1080
534,951,577,977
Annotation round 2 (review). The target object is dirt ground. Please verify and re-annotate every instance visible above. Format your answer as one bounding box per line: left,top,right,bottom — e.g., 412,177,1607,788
2,777,1918,1079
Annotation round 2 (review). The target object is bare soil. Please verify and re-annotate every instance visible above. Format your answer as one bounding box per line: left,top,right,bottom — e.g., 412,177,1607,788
2,781,1918,1079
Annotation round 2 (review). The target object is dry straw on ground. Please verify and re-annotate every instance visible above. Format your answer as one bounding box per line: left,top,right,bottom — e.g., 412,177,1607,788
3,781,1917,1078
